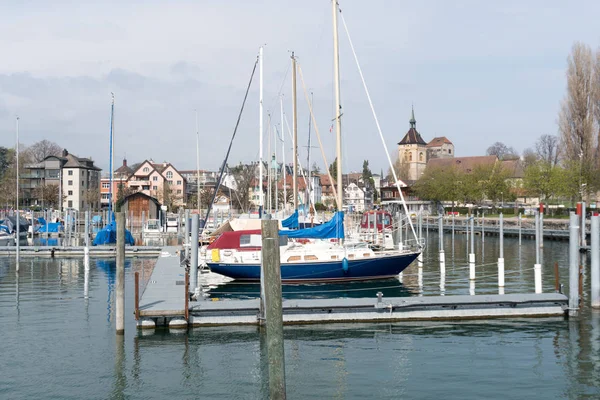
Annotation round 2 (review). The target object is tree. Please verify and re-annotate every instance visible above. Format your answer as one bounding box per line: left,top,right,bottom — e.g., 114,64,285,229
25,140,62,163
558,42,597,200
386,156,409,182
0,147,12,180
522,147,539,168
362,160,373,188
486,142,518,160
32,184,61,209
535,134,559,167
231,163,256,212
328,158,338,180
115,182,134,212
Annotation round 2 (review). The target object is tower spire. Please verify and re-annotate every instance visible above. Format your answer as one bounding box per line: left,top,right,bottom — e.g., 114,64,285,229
409,105,416,129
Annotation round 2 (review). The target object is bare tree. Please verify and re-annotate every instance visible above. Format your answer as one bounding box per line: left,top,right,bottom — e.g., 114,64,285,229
535,134,559,166
522,147,539,168
486,142,519,160
387,157,410,182
558,42,597,198
25,140,62,163
231,164,256,212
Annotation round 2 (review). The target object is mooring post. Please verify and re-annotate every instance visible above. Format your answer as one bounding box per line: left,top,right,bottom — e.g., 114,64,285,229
539,208,544,249
417,211,423,267
116,212,125,334
497,213,504,288
134,271,140,320
466,215,470,262
439,214,445,275
591,213,600,308
518,213,522,246
582,201,587,248
469,216,475,279
481,212,485,243
184,209,190,259
190,214,199,297
396,212,403,251
141,210,145,242
84,210,90,254
569,212,580,317
534,211,542,294
261,219,286,399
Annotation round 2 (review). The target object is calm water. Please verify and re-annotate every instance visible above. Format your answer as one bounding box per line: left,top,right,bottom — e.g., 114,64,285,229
1,232,600,399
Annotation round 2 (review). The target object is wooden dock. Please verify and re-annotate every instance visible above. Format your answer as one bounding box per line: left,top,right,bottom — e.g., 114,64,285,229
136,246,569,329
0,245,162,257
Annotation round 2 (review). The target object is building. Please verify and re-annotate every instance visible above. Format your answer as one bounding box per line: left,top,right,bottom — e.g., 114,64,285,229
397,108,428,182
120,192,162,229
100,158,132,209
426,137,454,159
127,160,187,209
22,149,101,211
344,182,366,212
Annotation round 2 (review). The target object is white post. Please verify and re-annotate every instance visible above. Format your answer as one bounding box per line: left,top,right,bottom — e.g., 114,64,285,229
518,212,522,246
332,0,343,212
84,210,90,254
591,213,600,308
190,214,199,296
539,210,544,249
534,210,542,294
481,212,485,243
498,213,504,288
569,212,580,317
469,216,475,280
439,215,445,275
280,96,286,214
581,202,587,248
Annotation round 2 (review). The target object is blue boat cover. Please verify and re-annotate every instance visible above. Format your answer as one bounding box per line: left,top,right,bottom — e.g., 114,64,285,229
93,220,135,246
38,217,47,225
280,211,344,239
281,210,299,229
38,222,63,233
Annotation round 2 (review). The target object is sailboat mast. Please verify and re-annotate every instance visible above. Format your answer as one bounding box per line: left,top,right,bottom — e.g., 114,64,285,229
332,0,343,211
195,109,200,215
292,52,298,210
307,92,313,210
280,95,286,213
109,93,115,218
259,46,264,214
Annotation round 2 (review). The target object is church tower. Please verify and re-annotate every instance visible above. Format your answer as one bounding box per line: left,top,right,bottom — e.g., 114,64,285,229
397,107,428,181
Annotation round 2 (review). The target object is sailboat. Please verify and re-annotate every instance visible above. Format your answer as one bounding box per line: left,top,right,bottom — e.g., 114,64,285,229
204,1,421,283
93,93,135,246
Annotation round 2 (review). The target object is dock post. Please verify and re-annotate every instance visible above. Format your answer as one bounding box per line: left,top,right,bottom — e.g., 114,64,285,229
540,209,544,249
141,211,145,242
534,211,542,294
116,212,125,334
569,212,580,317
582,202,587,247
438,215,445,275
417,211,423,267
498,213,504,288
261,219,287,399
184,209,190,260
134,271,140,320
190,214,199,297
469,216,475,279
84,210,90,253
481,212,485,243
591,213,600,308
518,213,522,246
466,215,469,262
397,212,403,251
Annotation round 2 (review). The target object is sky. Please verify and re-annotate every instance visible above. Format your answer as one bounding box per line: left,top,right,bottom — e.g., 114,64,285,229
1,0,600,175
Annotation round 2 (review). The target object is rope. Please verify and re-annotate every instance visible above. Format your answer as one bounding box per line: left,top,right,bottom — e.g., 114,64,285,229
203,55,259,230
296,63,340,209
338,9,419,246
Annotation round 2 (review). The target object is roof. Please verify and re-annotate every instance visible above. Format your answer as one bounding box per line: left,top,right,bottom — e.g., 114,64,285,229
500,159,524,179
121,191,161,207
398,128,427,146
62,153,101,171
426,136,453,147
427,155,498,173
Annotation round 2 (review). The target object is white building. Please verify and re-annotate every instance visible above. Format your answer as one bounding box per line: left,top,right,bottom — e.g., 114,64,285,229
344,182,366,212
61,150,101,211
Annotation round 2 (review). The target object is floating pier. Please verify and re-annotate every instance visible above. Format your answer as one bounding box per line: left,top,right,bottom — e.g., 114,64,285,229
136,246,569,329
0,245,162,257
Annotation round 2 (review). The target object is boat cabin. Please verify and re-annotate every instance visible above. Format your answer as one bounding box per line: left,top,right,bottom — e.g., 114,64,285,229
360,210,392,232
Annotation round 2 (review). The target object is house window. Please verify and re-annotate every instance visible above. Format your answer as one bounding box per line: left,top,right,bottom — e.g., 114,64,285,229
419,152,424,161
68,170,73,176
153,176,158,181
449,149,452,154
143,167,149,173
68,180,73,186
68,190,73,196
168,180,173,185
166,171,173,179
102,182,110,189
409,153,413,161
153,186,158,190
177,180,182,185
177,189,182,194
68,200,73,208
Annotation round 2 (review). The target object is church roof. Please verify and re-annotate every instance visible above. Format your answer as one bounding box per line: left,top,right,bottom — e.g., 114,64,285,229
398,107,427,146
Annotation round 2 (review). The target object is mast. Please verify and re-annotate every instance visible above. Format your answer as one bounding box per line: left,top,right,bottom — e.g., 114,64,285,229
195,109,200,215
332,0,343,211
259,46,264,215
16,116,20,262
109,93,115,220
307,91,313,211
280,95,286,213
292,52,298,210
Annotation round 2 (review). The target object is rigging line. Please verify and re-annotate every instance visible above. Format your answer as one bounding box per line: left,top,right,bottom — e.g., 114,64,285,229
297,63,341,210
282,113,310,209
339,9,419,246
265,60,291,118
203,56,259,233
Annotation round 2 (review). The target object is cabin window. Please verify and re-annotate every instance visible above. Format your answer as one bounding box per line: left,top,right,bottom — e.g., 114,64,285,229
240,234,262,247
368,213,376,223
287,256,301,262
304,255,318,261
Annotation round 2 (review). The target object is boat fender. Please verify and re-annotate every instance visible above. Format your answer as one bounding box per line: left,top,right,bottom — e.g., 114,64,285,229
342,257,349,274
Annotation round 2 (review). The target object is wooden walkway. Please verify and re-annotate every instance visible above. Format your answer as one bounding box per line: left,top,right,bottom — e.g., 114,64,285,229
138,246,187,319
0,245,162,257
